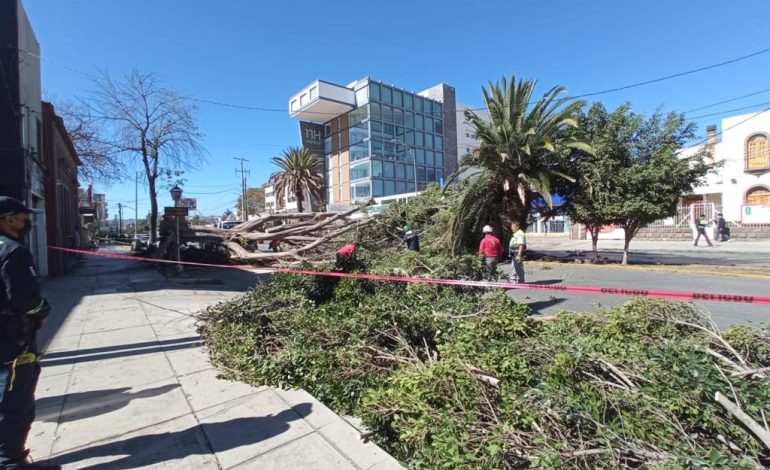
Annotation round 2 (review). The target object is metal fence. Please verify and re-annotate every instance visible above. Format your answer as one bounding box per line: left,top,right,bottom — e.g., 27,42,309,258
645,203,770,228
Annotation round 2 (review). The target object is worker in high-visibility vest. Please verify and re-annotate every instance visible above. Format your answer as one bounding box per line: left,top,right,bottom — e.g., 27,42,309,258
509,221,527,283
0,197,53,469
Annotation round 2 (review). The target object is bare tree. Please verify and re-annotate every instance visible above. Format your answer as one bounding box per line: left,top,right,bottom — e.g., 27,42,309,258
86,70,204,241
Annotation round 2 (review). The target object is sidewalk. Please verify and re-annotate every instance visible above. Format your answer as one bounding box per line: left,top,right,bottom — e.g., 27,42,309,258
30,248,403,469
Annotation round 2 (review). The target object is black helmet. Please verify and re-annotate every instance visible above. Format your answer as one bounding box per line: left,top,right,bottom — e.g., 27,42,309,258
0,196,33,218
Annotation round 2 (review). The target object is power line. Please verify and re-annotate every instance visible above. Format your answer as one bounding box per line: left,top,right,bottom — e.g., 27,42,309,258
684,88,770,113
688,107,770,147
687,100,770,120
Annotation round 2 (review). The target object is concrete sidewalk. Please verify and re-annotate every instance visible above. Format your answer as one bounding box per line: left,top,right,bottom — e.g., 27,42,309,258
30,248,402,469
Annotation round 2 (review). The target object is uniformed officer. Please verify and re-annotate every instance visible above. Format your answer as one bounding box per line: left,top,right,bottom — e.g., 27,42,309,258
0,197,56,469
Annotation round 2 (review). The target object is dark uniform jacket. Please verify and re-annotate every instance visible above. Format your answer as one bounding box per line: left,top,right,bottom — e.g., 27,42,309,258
0,231,49,363
403,231,420,252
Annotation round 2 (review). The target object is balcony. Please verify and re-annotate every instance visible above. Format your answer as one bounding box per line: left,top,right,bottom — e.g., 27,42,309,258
289,80,355,122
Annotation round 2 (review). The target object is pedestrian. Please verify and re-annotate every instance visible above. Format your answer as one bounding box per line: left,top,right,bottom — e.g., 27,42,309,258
0,197,56,469
268,239,281,252
401,225,420,252
693,214,712,247
716,212,730,242
712,215,720,242
508,222,527,283
335,242,357,271
478,225,502,281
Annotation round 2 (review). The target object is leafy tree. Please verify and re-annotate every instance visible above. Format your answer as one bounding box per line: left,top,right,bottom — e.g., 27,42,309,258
236,186,266,217
269,147,323,213
82,70,205,242
568,104,711,264
449,75,590,253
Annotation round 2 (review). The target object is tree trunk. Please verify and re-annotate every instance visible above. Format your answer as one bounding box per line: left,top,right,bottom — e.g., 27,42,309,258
148,176,158,242
590,226,600,259
622,227,632,265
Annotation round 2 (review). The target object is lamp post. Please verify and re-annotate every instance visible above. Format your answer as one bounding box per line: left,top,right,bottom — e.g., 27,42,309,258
390,139,419,195
170,185,183,273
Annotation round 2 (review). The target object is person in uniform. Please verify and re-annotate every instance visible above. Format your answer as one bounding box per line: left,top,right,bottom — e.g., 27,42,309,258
508,222,527,283
401,225,420,252
0,197,55,469
477,225,502,281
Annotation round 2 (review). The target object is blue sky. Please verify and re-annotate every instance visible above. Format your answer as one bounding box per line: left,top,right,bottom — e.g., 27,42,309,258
24,0,770,218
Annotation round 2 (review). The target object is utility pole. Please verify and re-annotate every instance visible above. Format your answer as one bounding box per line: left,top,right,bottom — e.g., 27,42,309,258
234,157,250,221
135,171,140,238
117,202,123,238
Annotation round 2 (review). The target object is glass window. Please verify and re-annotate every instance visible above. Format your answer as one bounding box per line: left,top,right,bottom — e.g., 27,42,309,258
384,141,395,159
404,111,414,128
349,123,368,146
396,163,405,179
382,86,392,104
371,139,383,158
370,102,381,120
435,135,443,151
434,101,442,116
425,133,434,149
351,182,371,200
396,180,406,193
370,83,381,101
324,137,332,154
385,180,395,195
350,142,369,161
384,161,395,178
404,93,414,110
415,132,424,147
350,161,369,180
426,150,435,166
373,178,383,197
434,119,443,134
424,99,433,116
327,186,334,204
382,105,394,123
383,123,395,139
428,168,436,182
436,151,443,167
436,169,444,182
371,120,382,139
324,123,332,136
417,166,426,182
396,145,406,161
406,181,415,192
394,108,404,125
395,126,404,137
423,117,432,133
326,169,333,186
416,148,425,164
337,132,342,151
415,114,424,131
349,105,369,127
393,90,403,107
406,164,414,180
415,96,423,112
372,160,383,177
405,130,415,146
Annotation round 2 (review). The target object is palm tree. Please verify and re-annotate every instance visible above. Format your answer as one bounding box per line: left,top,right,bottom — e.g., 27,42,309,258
269,147,323,213
447,75,591,252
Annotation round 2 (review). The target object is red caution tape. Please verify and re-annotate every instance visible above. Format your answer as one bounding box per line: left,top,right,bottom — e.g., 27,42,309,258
48,246,770,305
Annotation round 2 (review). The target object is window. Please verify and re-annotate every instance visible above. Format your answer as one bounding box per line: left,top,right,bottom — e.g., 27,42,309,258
382,105,394,123
426,150,435,166
428,168,436,182
746,134,770,172
415,96,423,113
326,169,333,187
350,161,370,180
349,123,368,145
424,117,433,132
371,120,382,139
746,186,770,205
370,102,381,120
393,90,403,107
327,187,334,204
324,137,332,154
395,126,404,137
404,93,414,110
372,160,383,177
396,180,406,193
382,86,392,104
309,86,317,100
417,166,426,182
351,182,371,200
405,130,415,146
290,99,298,112
436,151,444,167
350,142,369,161
383,123,395,140
434,119,443,134
396,163,405,179
415,132,424,147
434,101,442,116
337,132,343,151
416,148,425,164
324,123,332,136
425,133,434,149
385,180,395,195
370,83,381,101
415,114,424,131
404,111,414,128
437,169,444,182
435,135,443,151
371,139,383,158
424,99,433,116
396,144,406,161
373,179,384,196
384,161,395,178
406,164,415,180
384,142,395,159
349,105,369,127
394,108,404,125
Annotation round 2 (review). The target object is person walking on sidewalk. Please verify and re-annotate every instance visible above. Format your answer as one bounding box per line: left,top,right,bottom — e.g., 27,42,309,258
0,197,56,470
478,225,502,281
694,214,712,247
508,222,527,283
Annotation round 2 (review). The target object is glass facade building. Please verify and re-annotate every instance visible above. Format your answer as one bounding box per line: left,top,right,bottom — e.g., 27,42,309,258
290,78,457,208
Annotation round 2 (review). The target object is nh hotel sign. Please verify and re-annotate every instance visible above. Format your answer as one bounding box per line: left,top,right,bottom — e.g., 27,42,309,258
299,121,324,157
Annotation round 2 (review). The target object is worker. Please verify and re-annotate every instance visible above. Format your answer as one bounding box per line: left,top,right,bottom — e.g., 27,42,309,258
0,196,55,469
508,222,527,283
477,225,502,281
268,239,281,252
401,225,420,252
335,242,357,271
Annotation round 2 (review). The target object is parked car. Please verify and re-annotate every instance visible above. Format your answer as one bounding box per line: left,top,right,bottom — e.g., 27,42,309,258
221,221,241,229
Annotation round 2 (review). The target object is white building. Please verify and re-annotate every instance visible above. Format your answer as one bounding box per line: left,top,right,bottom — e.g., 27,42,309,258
456,103,488,164
681,112,770,223
264,184,299,213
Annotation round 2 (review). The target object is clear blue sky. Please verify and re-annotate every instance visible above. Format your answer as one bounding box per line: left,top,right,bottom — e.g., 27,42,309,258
24,0,770,218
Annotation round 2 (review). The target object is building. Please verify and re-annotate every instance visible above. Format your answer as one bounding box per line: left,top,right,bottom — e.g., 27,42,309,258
456,103,489,164
264,184,299,213
288,78,458,212
42,101,80,276
680,112,770,224
93,193,108,230
0,0,48,275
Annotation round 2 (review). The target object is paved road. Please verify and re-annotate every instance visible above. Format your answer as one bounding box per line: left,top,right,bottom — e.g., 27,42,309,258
499,261,769,329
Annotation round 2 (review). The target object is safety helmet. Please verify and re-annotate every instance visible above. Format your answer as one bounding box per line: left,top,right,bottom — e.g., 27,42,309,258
482,225,493,233
403,225,411,232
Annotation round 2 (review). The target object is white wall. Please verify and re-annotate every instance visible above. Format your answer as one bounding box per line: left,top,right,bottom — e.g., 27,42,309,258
456,103,487,164
685,111,770,222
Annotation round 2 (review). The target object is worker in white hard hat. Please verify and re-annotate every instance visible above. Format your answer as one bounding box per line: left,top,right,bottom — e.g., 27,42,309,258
478,225,502,281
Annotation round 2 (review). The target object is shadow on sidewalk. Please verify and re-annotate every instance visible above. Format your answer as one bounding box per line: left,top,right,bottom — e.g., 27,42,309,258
48,403,314,469
37,384,180,423
41,336,202,367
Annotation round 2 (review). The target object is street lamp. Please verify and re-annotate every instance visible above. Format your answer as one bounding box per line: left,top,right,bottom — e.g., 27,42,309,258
390,139,419,195
169,185,183,273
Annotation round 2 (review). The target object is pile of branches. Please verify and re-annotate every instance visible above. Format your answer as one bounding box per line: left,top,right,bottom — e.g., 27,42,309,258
189,207,373,263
